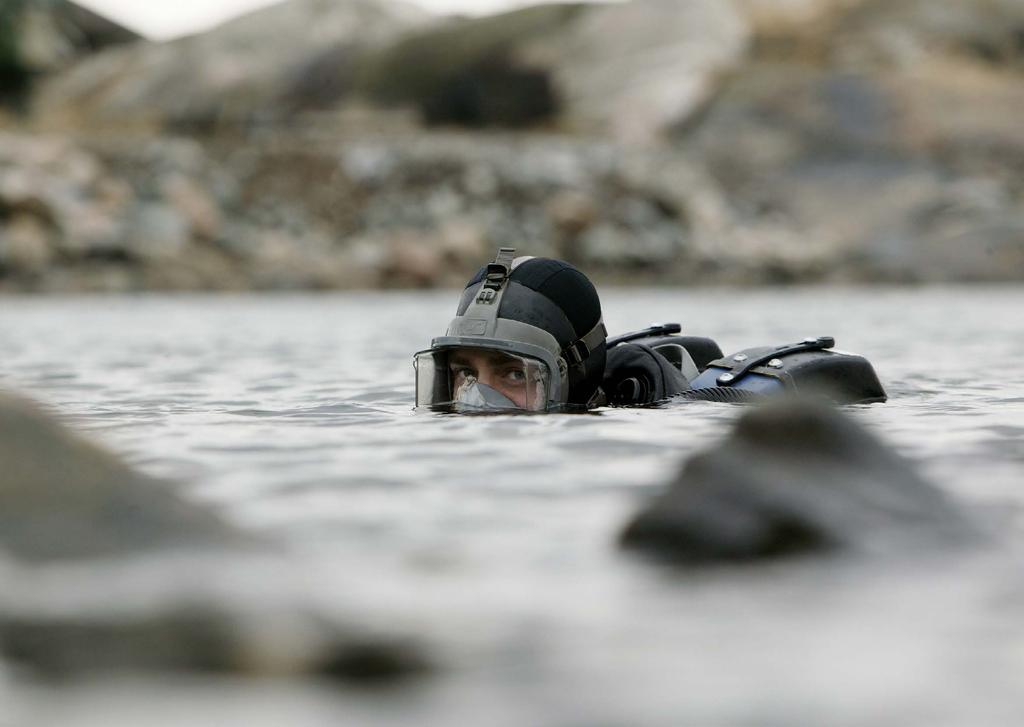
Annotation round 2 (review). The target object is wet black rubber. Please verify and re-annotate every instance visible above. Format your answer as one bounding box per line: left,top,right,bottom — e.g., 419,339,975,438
677,387,766,404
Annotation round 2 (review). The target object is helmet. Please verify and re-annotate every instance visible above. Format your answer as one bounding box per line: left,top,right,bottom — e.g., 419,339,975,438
414,248,607,412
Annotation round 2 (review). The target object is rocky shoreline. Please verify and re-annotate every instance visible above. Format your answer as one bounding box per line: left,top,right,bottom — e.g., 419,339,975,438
1,0,1022,291
2,125,1021,293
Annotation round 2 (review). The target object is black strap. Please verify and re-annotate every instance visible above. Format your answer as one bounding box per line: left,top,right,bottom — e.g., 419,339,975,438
606,323,682,349
476,247,516,303
716,336,835,386
564,319,608,367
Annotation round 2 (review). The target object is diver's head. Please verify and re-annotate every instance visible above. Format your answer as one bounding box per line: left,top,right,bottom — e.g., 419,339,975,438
414,248,606,412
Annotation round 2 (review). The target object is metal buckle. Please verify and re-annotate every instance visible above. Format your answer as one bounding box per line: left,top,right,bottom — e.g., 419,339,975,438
565,341,588,366
484,263,508,283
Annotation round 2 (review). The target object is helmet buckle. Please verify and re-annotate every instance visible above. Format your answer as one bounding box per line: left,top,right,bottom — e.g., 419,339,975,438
477,248,516,303
565,341,589,366
476,288,498,304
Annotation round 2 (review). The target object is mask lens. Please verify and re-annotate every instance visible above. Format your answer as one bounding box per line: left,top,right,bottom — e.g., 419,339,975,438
415,347,550,411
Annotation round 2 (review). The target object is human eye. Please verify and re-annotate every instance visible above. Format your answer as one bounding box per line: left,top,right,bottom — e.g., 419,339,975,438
449,363,475,382
501,367,527,385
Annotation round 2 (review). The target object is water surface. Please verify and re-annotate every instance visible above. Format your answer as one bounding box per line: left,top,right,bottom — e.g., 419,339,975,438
2,286,1023,726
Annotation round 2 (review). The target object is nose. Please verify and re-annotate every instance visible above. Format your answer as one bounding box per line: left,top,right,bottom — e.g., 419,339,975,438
475,365,498,389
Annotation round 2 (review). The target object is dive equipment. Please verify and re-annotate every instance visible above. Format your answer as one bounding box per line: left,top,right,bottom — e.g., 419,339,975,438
414,247,607,411
613,328,886,405
415,248,887,412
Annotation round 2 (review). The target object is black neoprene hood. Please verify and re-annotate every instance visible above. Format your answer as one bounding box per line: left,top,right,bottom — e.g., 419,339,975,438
455,257,607,406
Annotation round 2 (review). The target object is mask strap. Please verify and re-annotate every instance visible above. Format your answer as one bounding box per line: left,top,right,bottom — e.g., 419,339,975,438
476,247,516,304
563,318,607,371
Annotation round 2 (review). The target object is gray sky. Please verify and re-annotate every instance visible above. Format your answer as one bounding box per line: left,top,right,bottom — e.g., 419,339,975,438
75,0,568,40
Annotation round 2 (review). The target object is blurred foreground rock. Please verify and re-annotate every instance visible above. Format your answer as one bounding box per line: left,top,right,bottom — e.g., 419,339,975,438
621,399,982,564
0,391,240,561
0,391,430,681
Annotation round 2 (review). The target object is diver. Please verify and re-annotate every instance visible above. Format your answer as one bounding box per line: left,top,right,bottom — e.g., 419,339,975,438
414,248,886,413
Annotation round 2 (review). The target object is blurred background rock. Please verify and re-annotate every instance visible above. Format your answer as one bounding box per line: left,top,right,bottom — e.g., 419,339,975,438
1,0,1022,292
